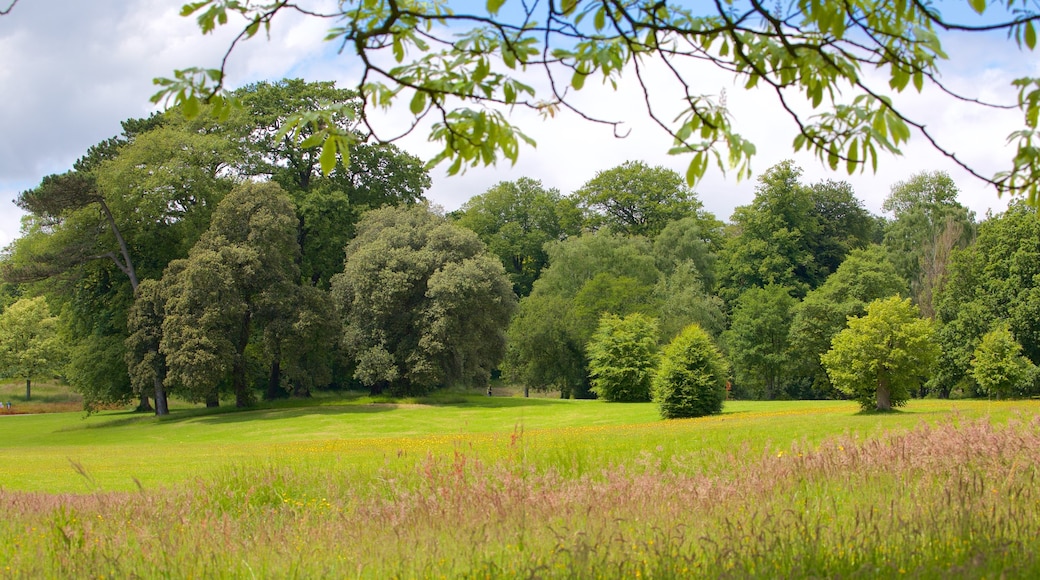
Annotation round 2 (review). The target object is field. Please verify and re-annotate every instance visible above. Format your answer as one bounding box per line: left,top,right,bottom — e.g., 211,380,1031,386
1,390,1039,577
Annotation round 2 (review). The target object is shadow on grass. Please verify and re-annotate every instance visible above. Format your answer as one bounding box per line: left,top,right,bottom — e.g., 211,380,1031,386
68,393,566,430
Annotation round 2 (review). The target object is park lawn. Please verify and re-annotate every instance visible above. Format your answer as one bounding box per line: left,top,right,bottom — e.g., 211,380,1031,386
2,396,1040,577
0,396,1034,493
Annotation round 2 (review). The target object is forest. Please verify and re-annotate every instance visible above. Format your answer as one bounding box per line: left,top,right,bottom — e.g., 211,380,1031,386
1,78,1038,417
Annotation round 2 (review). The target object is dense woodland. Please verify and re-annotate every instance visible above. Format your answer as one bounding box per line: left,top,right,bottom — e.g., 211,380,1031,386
1,79,1038,416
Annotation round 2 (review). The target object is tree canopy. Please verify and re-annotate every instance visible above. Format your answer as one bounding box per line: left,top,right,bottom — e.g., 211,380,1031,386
822,297,938,411
331,204,515,395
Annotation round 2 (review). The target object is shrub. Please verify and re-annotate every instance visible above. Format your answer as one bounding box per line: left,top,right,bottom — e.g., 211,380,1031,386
587,313,659,402
653,324,729,418
971,324,1038,399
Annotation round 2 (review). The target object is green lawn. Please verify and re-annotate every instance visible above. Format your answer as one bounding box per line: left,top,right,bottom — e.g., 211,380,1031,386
2,395,1040,577
2,394,1034,493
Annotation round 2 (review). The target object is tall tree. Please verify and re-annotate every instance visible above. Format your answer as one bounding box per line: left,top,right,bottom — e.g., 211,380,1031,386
573,161,704,237
505,231,659,397
934,200,1040,397
453,177,580,297
882,171,975,317
3,114,234,414
787,245,907,398
722,284,798,400
0,297,63,401
719,161,873,303
161,182,301,408
232,79,431,287
330,205,515,395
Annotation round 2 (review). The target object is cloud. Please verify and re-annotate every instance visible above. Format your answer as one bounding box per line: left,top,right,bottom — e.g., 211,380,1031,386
0,2,1033,249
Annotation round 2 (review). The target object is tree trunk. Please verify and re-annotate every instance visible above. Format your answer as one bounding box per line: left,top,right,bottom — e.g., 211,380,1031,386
265,359,286,400
136,394,153,413
876,378,892,411
153,376,169,416
233,312,253,408
523,385,529,398
25,378,31,401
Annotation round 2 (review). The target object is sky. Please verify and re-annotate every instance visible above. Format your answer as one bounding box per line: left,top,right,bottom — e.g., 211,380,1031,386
1,0,1037,249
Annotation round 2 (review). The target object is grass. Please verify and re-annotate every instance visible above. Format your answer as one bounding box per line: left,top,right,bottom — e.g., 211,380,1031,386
0,379,83,415
1,394,1038,577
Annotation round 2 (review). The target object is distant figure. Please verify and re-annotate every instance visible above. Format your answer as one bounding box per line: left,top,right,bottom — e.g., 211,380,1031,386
487,386,493,397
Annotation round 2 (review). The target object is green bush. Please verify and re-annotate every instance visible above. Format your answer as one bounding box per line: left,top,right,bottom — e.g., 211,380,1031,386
971,324,1038,399
587,313,659,402
653,324,729,418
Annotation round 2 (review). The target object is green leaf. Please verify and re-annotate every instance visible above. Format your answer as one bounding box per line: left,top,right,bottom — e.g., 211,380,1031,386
182,94,200,119
968,0,986,15
1027,21,1037,50
409,91,427,115
572,71,587,90
319,136,337,175
486,0,506,15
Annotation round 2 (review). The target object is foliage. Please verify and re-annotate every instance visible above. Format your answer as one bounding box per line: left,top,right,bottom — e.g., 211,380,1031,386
505,231,658,397
718,161,872,302
161,182,301,407
653,261,727,341
653,323,729,419
722,284,797,400
587,313,659,402
157,0,1040,204
788,245,906,397
574,161,704,237
330,205,515,395
934,201,1040,397
231,79,431,287
0,297,64,400
652,214,724,290
822,297,938,411
971,324,1038,399
453,177,580,297
881,171,975,317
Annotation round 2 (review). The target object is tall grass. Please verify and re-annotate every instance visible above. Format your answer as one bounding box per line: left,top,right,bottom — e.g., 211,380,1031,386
2,414,1039,577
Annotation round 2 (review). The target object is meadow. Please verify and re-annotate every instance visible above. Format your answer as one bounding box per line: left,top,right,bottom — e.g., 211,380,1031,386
1,389,1039,578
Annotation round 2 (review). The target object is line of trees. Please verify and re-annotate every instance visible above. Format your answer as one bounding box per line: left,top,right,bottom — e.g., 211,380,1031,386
3,80,1039,415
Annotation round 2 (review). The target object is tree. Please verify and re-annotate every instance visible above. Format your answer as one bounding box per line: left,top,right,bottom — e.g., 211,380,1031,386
934,201,1040,397
453,177,580,297
156,1,1040,204
125,279,169,414
722,284,797,400
718,161,874,302
3,113,234,414
0,297,63,400
653,215,724,291
653,324,729,419
330,205,515,395
587,313,659,402
787,245,906,398
231,79,431,287
822,297,938,411
574,161,703,237
161,182,301,407
882,171,975,317
505,230,658,397
971,324,1038,399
